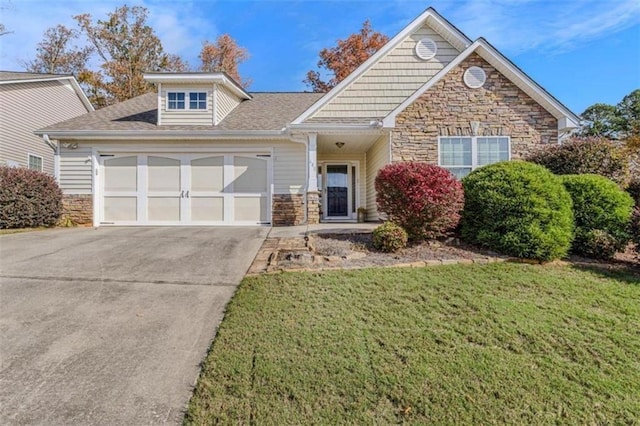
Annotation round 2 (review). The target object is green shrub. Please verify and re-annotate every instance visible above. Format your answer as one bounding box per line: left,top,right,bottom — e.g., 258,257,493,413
461,161,573,261
561,174,634,259
372,222,408,253
0,166,63,229
526,137,629,186
375,162,464,241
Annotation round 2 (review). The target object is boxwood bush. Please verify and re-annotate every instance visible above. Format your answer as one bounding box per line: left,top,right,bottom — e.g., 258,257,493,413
526,137,629,186
0,166,62,229
372,222,408,253
561,174,634,259
461,161,574,261
375,162,464,241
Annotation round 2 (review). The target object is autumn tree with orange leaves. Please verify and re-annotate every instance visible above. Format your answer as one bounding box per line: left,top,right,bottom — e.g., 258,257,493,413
75,5,187,106
199,34,250,87
304,20,388,92
23,25,93,76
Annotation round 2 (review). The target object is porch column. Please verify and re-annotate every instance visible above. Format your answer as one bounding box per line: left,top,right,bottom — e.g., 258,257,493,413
307,133,320,224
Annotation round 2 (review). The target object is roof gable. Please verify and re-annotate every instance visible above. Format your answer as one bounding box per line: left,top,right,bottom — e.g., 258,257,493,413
292,7,471,125
382,38,580,131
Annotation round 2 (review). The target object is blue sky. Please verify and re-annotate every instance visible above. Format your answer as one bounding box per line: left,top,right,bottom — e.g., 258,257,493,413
1,0,639,115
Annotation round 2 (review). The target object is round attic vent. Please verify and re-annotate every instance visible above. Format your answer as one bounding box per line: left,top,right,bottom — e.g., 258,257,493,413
415,38,437,60
464,66,486,88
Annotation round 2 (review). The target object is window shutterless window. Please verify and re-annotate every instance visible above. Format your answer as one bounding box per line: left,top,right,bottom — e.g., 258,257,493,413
28,154,43,171
189,92,207,110
439,136,510,179
167,92,185,110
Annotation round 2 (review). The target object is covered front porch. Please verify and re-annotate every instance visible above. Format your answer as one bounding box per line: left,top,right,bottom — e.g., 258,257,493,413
302,129,390,223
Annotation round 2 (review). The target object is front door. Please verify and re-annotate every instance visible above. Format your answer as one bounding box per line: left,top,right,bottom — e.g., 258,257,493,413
326,164,349,217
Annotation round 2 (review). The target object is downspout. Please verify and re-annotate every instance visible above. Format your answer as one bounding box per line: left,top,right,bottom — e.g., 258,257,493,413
42,134,59,180
287,131,309,224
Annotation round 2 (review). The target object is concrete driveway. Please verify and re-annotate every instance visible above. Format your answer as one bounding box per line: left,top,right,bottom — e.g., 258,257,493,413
0,227,268,425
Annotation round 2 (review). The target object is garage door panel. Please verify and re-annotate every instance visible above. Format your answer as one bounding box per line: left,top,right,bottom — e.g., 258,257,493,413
191,197,224,222
104,197,137,222
234,197,267,222
233,157,268,193
191,156,224,192
148,156,181,192
148,197,181,221
104,156,137,192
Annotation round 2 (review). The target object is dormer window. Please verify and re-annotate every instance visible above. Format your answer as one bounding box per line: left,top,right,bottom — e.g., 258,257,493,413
167,91,207,111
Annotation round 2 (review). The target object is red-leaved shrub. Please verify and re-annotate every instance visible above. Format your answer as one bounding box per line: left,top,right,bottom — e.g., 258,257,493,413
0,166,62,228
375,162,464,241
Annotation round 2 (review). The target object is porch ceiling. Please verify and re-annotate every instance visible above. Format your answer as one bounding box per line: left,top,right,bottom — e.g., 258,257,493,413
317,133,382,154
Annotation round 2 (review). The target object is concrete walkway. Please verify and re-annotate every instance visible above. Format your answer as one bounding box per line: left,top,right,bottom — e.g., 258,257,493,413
0,227,268,425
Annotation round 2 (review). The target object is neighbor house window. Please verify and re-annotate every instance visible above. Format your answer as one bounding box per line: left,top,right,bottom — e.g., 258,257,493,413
28,154,43,171
439,136,510,179
167,92,185,110
189,92,207,110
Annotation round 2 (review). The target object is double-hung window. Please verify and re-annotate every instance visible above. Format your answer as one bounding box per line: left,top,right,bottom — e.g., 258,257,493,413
167,91,207,111
28,154,43,171
167,92,185,110
439,136,510,179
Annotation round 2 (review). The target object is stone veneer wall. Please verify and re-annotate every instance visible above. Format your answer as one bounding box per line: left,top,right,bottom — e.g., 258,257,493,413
392,53,558,163
306,191,320,224
61,194,93,225
272,194,305,226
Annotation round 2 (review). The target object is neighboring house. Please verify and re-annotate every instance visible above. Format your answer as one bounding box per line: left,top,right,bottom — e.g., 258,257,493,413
0,71,93,175
36,8,579,227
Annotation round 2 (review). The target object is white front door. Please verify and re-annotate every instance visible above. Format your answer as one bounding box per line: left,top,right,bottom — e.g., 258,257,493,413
99,152,270,226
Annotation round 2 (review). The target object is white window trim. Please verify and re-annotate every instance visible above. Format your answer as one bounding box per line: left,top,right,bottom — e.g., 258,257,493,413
437,136,511,174
27,153,43,171
166,91,208,112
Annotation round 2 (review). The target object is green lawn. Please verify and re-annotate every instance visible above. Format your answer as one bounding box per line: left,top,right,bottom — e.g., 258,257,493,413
186,263,640,424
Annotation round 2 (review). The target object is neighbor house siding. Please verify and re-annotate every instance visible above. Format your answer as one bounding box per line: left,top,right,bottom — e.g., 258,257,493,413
0,80,89,175
365,135,390,220
159,84,214,126
59,146,93,194
215,84,241,124
318,152,366,209
392,53,558,163
310,24,460,121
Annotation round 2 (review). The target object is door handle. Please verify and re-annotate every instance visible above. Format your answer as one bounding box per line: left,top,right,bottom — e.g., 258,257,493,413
180,190,184,198
185,190,189,198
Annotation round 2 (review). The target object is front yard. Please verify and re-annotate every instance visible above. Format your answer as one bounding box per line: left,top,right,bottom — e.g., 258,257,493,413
186,263,639,424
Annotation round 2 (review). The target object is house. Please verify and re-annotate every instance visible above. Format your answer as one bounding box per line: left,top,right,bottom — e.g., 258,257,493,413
0,71,93,175
36,7,579,227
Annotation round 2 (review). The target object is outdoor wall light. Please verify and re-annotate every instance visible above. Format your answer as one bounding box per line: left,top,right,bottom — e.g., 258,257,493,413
335,142,345,149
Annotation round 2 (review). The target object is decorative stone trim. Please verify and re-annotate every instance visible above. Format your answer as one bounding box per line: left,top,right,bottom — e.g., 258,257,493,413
391,53,558,163
272,194,305,226
61,194,93,225
306,191,320,225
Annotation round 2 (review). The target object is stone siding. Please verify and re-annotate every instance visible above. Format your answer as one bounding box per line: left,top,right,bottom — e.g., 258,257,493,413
272,194,305,226
306,191,320,224
392,53,558,163
61,194,93,225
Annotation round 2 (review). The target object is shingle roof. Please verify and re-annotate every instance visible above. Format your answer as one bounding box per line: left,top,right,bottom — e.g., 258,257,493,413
40,92,326,133
0,71,72,82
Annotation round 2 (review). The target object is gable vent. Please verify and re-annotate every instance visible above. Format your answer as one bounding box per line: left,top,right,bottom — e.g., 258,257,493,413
415,38,437,60
464,66,486,89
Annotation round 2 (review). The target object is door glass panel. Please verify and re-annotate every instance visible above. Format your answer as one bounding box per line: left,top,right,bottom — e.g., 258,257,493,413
234,197,267,222
233,157,267,193
104,156,137,192
148,197,180,221
148,156,180,192
191,197,224,222
191,156,224,192
327,165,348,217
104,197,136,221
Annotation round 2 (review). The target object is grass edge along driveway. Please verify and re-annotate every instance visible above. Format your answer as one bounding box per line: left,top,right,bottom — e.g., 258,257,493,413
186,263,639,424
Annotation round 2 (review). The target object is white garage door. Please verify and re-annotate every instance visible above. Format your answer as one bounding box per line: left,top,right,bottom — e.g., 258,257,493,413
99,153,270,226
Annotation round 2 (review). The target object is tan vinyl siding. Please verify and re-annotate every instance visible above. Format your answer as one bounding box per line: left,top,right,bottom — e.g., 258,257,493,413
57,139,306,195
365,135,390,220
311,24,460,120
318,152,366,208
59,146,92,194
159,84,214,125
215,84,241,124
0,80,89,175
